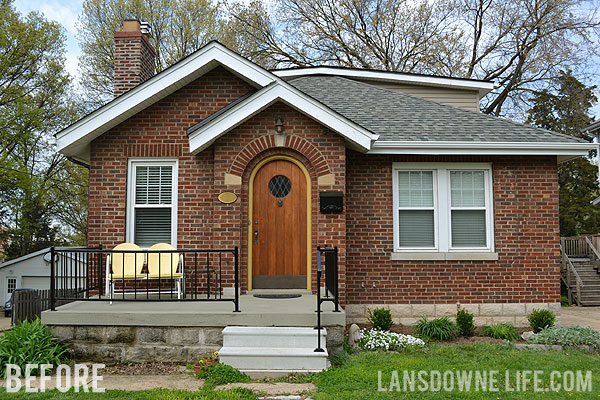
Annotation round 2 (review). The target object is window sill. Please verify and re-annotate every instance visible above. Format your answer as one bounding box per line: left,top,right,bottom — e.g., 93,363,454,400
391,252,499,261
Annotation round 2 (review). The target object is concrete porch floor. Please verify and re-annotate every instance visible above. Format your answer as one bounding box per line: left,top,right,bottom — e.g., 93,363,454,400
41,294,345,328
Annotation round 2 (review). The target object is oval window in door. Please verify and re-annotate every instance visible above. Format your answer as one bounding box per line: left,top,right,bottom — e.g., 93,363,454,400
268,175,291,198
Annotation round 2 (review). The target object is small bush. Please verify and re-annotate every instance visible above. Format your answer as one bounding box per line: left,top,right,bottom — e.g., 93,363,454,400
528,309,556,333
0,318,69,378
456,309,475,336
360,329,426,351
415,317,458,341
202,362,251,387
481,323,520,341
529,325,600,349
329,350,351,367
368,307,393,331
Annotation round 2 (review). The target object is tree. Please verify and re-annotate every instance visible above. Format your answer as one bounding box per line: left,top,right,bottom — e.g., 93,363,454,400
526,70,600,236
77,0,247,107
230,0,600,117
0,0,84,260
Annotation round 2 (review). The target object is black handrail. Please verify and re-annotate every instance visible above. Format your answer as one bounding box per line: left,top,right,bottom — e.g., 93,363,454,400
49,246,240,312
315,246,339,352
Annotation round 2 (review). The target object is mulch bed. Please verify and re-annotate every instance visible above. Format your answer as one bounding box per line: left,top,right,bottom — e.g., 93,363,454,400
102,362,189,375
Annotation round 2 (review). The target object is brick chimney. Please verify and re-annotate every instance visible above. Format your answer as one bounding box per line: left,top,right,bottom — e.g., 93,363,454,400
113,19,155,97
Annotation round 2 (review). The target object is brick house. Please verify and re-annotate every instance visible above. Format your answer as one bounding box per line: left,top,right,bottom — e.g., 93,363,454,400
53,20,593,335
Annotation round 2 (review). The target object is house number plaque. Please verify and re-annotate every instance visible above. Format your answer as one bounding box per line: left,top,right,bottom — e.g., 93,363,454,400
218,192,238,204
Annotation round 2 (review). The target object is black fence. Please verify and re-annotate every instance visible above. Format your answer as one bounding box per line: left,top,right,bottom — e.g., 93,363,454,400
49,246,240,312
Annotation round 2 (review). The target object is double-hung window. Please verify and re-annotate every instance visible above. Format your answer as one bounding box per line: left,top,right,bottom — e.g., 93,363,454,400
393,163,494,255
127,159,178,247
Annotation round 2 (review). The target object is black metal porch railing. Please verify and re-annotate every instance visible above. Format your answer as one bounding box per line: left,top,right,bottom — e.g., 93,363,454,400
49,246,240,312
315,246,340,352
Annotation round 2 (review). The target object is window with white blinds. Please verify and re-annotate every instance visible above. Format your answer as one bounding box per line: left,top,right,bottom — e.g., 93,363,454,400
397,171,436,247
393,163,493,252
127,160,177,247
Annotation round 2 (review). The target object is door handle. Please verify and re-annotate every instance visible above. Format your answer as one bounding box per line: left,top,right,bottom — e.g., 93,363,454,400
254,229,258,243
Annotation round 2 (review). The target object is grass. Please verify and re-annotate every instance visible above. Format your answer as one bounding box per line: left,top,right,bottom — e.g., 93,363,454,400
310,344,600,399
3,344,600,399
0,387,257,399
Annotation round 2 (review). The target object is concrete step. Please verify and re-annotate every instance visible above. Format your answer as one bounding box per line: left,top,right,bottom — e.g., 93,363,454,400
222,326,326,348
219,326,329,378
219,347,328,374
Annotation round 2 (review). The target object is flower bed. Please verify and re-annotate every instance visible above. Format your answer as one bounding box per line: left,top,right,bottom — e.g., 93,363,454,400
359,329,426,351
528,325,600,349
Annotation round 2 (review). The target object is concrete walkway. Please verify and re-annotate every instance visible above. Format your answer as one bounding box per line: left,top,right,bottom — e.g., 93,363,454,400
0,316,11,331
560,306,600,330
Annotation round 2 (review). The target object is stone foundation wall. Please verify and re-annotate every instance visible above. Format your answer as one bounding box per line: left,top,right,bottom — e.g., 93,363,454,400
345,303,561,327
49,325,344,363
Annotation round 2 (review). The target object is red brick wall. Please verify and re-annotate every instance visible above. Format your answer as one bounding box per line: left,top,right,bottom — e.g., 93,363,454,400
89,65,561,305
114,31,156,97
345,153,560,304
89,66,254,252
88,67,346,296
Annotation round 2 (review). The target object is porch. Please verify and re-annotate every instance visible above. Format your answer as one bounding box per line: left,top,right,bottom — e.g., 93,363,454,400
41,293,345,327
41,246,344,363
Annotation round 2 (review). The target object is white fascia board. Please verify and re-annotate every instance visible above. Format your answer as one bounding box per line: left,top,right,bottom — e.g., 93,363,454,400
55,42,277,161
369,141,594,157
273,67,496,97
188,83,376,154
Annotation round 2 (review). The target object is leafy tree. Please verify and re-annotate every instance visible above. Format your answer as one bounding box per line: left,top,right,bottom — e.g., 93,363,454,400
0,0,84,260
77,0,254,107
230,0,600,117
527,70,600,236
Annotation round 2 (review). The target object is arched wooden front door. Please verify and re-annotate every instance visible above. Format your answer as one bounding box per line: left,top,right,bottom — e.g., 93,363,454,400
249,156,310,289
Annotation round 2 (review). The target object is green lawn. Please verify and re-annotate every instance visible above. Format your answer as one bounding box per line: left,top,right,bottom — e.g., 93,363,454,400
2,344,600,399
312,344,600,399
0,387,256,399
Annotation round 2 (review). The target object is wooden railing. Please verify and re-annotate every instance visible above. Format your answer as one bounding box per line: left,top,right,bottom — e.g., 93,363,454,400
561,236,590,258
560,245,584,306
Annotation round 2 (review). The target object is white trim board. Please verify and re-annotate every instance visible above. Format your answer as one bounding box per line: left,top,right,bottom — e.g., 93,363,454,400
369,141,594,162
273,67,496,97
187,82,378,153
55,42,278,163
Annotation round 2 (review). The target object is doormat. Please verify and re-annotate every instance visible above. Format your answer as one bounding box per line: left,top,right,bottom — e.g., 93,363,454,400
253,294,302,299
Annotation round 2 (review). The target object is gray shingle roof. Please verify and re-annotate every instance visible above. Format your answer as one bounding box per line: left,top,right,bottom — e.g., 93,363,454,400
288,75,585,144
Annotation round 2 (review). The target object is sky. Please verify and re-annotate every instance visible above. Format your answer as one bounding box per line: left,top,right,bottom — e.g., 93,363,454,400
11,0,600,120
14,0,82,81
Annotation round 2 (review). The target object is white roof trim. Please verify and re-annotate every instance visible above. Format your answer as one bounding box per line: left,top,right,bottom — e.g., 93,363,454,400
188,82,377,153
0,248,50,269
55,42,277,163
369,141,593,162
273,67,496,97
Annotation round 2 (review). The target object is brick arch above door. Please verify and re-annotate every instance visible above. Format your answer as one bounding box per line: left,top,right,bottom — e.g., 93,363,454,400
226,134,333,184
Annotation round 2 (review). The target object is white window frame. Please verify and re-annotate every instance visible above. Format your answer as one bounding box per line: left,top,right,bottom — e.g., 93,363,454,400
6,277,17,302
393,169,439,251
126,158,178,247
393,163,494,254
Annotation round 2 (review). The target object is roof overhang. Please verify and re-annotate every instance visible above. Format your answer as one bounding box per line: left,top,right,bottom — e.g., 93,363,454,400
273,67,496,98
187,82,378,153
368,141,595,163
55,42,278,164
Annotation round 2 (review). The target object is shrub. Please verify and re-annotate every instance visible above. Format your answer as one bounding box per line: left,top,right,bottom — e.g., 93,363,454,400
481,323,520,341
0,318,69,378
201,362,251,387
367,308,393,331
415,317,458,341
528,326,600,349
359,329,426,351
456,309,475,336
329,350,351,367
528,309,556,333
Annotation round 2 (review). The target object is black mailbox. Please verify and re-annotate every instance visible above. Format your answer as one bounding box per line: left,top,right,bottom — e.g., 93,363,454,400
320,191,343,213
